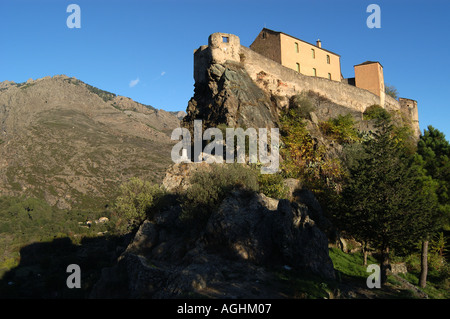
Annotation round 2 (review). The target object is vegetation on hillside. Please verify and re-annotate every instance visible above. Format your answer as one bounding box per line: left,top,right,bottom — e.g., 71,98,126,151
319,114,361,144
0,90,448,299
178,164,288,233
333,120,440,283
278,94,449,294
279,106,346,193
64,77,116,102
0,196,114,283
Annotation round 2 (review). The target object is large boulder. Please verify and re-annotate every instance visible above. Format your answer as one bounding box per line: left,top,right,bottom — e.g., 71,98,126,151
90,188,335,298
205,190,335,279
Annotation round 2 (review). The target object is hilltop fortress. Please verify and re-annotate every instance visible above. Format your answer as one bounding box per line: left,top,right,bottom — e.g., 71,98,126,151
191,29,419,136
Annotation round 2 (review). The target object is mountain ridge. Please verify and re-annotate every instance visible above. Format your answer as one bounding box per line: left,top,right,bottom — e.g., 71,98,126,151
0,74,183,209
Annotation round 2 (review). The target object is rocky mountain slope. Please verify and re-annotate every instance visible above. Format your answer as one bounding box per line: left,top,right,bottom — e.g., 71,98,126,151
0,75,182,209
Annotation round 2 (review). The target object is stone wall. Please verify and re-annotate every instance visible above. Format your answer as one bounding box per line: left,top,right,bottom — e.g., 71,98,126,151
193,33,419,135
240,45,385,113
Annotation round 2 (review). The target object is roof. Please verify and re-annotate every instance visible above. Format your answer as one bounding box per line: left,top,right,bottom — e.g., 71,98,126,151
259,28,341,57
354,61,383,68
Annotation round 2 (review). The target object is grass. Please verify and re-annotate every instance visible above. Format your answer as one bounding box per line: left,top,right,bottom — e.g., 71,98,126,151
274,268,337,299
395,269,450,299
329,247,450,299
329,247,378,280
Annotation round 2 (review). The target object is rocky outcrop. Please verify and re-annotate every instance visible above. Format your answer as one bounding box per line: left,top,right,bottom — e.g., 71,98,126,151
90,173,335,298
183,61,279,132
205,190,335,278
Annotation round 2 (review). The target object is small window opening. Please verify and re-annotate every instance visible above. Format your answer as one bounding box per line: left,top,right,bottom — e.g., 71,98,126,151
296,63,300,73
313,68,317,77
222,36,229,43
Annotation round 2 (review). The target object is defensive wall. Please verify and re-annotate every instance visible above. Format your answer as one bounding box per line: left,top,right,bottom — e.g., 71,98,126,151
194,33,419,135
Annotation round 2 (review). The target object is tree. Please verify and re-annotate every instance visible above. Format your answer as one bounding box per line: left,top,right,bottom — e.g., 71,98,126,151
337,121,438,284
410,153,441,288
418,126,450,215
114,177,164,232
419,240,429,289
416,125,450,287
385,84,399,99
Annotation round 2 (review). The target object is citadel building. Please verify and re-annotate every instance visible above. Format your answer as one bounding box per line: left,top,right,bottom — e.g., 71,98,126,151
193,29,419,136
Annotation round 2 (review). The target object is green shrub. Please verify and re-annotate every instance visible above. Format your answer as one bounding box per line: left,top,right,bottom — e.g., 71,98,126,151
114,177,165,232
182,164,259,228
288,94,315,119
258,173,289,199
363,104,392,123
319,114,360,144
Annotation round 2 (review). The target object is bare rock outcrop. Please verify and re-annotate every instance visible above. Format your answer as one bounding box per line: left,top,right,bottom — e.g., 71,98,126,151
90,186,335,298
182,61,279,131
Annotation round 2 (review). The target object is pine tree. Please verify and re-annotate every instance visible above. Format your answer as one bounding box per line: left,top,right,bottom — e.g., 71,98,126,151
338,121,438,284
416,125,450,287
417,125,450,229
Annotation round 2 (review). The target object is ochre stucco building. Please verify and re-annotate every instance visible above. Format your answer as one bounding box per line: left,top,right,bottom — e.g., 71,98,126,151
353,61,385,106
249,28,389,104
250,28,341,81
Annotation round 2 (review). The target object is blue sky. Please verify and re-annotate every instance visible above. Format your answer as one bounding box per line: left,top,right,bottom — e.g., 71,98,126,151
1,0,449,138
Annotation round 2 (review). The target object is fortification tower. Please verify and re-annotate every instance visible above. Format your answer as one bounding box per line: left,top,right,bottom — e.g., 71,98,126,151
193,32,241,84
354,61,385,107
208,32,241,64
399,98,420,136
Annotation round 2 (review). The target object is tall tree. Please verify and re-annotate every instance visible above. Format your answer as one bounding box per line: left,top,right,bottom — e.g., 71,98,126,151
416,125,450,287
338,121,438,284
417,125,450,228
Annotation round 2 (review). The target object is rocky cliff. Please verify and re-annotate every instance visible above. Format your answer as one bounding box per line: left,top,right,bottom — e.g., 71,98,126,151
183,61,279,131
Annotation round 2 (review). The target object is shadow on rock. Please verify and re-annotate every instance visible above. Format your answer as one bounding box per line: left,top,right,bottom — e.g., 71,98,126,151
90,189,336,298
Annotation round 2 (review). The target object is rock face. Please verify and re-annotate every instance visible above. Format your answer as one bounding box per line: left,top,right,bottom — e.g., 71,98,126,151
90,180,335,298
182,61,279,131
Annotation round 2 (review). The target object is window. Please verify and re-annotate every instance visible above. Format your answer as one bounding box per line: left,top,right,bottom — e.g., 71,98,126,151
327,55,330,64
262,32,266,39
296,63,300,73
295,42,299,53
328,73,331,80
311,49,315,59
222,36,229,43
313,68,317,77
